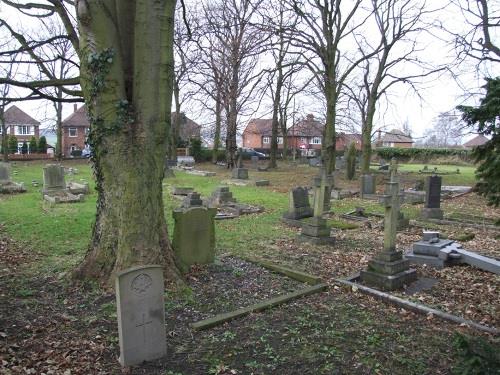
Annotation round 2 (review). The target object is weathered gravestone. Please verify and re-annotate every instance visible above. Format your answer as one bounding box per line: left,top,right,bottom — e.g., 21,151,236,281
67,181,90,195
282,187,313,221
116,265,167,366
173,205,217,273
250,155,259,169
207,186,236,207
42,164,84,203
421,175,443,219
360,174,375,198
181,191,204,208
360,180,416,290
388,158,409,229
0,162,26,193
297,170,335,245
231,167,248,180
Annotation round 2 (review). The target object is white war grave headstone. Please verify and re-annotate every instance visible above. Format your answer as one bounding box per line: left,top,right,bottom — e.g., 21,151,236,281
116,265,167,366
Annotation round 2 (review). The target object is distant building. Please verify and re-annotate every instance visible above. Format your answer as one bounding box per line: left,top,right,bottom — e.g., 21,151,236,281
172,112,201,142
376,129,413,148
463,134,489,149
62,104,90,156
1,105,40,153
242,114,361,153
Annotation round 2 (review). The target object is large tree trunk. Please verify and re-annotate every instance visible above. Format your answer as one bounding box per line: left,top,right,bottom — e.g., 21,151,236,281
322,83,337,175
55,91,63,161
170,80,181,160
73,0,180,286
269,68,283,169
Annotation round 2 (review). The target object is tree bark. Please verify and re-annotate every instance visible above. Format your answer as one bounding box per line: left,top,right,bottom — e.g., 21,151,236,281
212,92,222,163
55,89,63,160
73,0,181,286
0,108,7,162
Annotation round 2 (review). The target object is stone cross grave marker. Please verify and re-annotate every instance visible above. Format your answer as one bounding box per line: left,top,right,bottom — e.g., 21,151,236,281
116,265,166,367
389,157,398,183
360,180,416,290
421,175,443,219
312,168,333,216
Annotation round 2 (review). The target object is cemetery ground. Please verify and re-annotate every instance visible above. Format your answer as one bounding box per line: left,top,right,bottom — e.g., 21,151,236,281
1,160,499,374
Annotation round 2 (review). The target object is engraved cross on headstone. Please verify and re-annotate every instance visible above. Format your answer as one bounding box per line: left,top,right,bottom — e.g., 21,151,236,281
380,181,402,253
136,312,153,343
312,167,333,217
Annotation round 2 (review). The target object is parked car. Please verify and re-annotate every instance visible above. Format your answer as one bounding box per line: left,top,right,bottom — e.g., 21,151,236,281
240,148,268,159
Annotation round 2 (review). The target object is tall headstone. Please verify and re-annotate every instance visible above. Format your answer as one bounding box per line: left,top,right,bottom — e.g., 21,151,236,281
360,181,416,290
360,174,375,198
250,155,259,169
173,205,217,273
0,162,26,193
297,169,335,245
421,175,443,219
116,265,167,366
282,187,313,221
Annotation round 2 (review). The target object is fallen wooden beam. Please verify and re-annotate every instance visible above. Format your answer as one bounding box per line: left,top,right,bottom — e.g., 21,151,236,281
192,283,328,331
336,278,499,335
242,256,323,285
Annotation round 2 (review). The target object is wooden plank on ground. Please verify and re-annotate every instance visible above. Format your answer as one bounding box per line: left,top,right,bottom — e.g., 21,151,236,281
191,283,328,331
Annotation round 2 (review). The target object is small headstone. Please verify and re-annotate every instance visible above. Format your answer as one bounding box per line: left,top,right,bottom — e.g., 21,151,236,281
250,155,259,169
116,265,166,366
173,206,217,273
282,187,313,220
421,175,443,219
207,186,236,207
360,174,375,198
181,191,204,208
0,162,9,183
0,162,26,194
42,164,83,203
232,168,248,180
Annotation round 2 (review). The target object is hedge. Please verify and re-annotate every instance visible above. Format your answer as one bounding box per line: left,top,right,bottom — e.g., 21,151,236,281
375,147,471,162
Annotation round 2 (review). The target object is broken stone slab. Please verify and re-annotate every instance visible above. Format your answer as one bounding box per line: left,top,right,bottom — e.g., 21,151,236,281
186,170,216,177
403,190,425,204
172,186,194,196
43,192,84,204
255,179,270,186
67,181,90,195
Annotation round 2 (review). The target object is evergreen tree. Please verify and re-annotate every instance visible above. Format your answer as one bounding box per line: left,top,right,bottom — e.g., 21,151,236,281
29,136,37,153
8,135,17,154
458,77,500,207
346,142,357,180
38,136,47,153
21,141,28,154
189,138,202,162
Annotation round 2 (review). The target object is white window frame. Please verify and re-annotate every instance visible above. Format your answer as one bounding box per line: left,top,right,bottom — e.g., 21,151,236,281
262,136,270,144
15,125,33,136
277,136,283,144
70,144,77,152
17,142,24,154
311,136,321,145
69,127,78,137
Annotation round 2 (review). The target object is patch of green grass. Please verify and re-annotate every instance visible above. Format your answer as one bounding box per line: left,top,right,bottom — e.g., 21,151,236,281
399,163,477,185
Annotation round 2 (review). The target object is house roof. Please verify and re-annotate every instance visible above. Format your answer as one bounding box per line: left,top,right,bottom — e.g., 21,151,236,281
4,105,40,125
173,112,201,140
288,114,323,137
463,134,489,147
337,133,362,149
62,105,89,127
380,129,413,143
243,118,278,137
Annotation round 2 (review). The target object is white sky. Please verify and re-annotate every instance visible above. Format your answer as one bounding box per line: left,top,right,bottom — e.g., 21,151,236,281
0,0,498,142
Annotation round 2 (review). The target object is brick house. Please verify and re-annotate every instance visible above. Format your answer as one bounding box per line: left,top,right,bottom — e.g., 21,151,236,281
1,105,40,153
173,112,201,141
62,104,90,156
376,129,413,148
463,134,488,149
242,114,361,153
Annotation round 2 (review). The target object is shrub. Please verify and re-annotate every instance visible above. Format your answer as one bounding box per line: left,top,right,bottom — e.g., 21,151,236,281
29,136,37,153
375,147,471,163
38,136,47,153
21,141,28,154
189,138,202,162
346,142,356,180
71,149,82,157
8,135,18,154
452,333,500,375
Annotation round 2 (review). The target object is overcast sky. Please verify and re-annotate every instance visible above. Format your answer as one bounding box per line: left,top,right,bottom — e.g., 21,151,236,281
1,0,498,142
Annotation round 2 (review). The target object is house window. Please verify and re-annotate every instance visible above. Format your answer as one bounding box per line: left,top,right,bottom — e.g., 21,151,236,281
85,127,90,136
69,127,77,137
262,136,270,144
17,142,23,154
311,137,321,145
16,125,32,135
70,144,77,152
300,137,307,143
277,137,283,144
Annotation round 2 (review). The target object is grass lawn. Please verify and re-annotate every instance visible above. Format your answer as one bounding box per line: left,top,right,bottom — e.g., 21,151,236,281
1,159,498,374
398,163,477,185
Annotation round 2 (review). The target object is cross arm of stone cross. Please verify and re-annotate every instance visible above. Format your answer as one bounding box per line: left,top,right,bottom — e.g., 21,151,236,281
379,195,393,207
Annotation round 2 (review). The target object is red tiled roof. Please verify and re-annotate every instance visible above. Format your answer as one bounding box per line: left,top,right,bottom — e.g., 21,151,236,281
463,134,489,147
288,114,323,137
380,129,413,143
243,118,276,136
4,105,40,125
62,105,89,127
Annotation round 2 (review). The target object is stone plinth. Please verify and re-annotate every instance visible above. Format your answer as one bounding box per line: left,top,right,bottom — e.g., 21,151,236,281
232,168,248,180
255,180,270,186
181,192,204,208
421,207,443,220
207,186,236,208
297,217,334,245
173,206,217,273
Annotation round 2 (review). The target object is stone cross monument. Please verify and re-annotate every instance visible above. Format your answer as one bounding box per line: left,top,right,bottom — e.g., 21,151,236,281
389,157,398,183
360,180,416,290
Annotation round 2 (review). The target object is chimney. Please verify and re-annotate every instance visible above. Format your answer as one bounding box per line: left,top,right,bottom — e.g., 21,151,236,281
74,104,77,112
